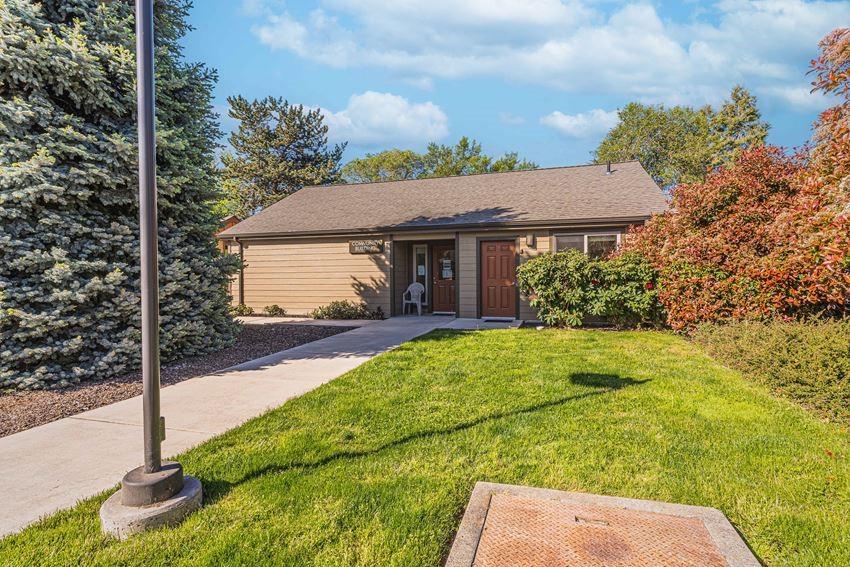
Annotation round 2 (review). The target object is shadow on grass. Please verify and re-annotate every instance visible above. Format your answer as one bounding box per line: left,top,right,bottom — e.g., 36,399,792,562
200,373,649,502
569,372,643,389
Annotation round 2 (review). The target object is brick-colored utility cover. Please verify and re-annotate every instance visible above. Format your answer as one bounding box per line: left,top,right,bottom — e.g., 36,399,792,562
444,483,760,567
475,494,727,566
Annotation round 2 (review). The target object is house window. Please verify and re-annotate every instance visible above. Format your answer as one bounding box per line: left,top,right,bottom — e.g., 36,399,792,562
586,235,618,259
554,233,621,259
554,235,584,253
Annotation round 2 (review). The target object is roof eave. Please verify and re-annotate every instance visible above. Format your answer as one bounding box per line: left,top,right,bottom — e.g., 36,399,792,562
216,215,655,240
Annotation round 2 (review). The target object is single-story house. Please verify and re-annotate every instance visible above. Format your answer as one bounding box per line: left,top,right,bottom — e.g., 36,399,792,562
217,161,667,321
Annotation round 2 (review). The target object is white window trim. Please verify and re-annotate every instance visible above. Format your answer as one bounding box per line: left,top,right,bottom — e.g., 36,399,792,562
554,232,621,255
412,244,429,306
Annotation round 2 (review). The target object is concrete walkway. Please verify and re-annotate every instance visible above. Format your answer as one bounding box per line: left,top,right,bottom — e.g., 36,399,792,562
0,316,451,537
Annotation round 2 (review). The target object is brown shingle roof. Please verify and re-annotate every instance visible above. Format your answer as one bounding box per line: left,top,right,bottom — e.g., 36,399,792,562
219,161,666,237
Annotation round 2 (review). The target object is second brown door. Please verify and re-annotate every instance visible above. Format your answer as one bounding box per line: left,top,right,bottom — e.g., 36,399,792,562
480,240,517,318
432,244,456,313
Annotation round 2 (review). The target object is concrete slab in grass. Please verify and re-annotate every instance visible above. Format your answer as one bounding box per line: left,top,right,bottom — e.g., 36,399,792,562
446,482,760,567
442,318,520,330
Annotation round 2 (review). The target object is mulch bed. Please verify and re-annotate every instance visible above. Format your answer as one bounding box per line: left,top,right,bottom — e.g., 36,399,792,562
0,323,354,438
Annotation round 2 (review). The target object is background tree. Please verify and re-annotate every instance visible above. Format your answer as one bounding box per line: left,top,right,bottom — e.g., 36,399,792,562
340,149,424,183
340,137,537,183
594,87,768,188
489,151,538,173
220,96,345,217
423,137,537,177
593,103,708,188
423,137,493,177
0,0,238,389
709,86,770,168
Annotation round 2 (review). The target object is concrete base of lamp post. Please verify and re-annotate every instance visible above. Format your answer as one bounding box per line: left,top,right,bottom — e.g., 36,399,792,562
100,473,202,539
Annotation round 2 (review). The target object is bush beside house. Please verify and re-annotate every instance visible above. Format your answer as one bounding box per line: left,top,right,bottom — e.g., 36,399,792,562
517,251,663,328
310,300,384,320
0,1,238,390
262,304,286,317
229,304,254,317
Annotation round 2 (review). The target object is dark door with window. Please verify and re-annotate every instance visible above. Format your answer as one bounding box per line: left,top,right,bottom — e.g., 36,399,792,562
432,244,456,313
480,240,517,318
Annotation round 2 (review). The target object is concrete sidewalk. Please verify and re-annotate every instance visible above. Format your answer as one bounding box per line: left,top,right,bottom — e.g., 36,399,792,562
0,316,451,537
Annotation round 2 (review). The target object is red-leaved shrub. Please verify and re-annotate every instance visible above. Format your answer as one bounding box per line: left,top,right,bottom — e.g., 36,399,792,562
621,29,850,331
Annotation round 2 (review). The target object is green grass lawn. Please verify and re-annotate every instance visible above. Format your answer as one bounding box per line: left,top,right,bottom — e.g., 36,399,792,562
3,329,849,566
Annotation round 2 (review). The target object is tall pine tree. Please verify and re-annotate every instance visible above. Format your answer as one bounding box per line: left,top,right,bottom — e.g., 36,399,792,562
0,0,238,389
220,96,346,218
709,85,770,168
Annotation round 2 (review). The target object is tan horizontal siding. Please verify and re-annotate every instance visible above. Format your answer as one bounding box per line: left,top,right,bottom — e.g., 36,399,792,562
457,233,478,318
239,270,391,278
242,249,386,258
518,232,549,321
238,236,390,316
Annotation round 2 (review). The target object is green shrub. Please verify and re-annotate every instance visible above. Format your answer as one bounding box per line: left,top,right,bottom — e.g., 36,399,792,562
595,253,664,328
694,319,850,423
262,305,287,317
230,304,254,317
310,300,383,320
517,250,663,328
515,250,594,326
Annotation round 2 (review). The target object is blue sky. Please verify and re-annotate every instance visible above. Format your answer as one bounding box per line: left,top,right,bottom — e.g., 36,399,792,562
181,0,849,167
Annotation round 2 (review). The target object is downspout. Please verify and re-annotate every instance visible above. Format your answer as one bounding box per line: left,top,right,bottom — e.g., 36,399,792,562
235,237,245,306
388,234,395,317
454,232,460,317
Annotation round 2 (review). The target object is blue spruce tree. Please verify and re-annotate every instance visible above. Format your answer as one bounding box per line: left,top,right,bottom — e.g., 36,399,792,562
0,0,239,389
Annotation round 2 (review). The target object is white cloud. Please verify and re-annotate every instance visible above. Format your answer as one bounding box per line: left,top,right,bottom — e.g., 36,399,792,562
251,13,309,53
540,109,619,138
317,91,449,146
246,0,850,108
499,112,526,125
760,84,839,111
251,9,359,67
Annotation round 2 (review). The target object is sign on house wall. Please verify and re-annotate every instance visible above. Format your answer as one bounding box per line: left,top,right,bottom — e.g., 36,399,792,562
349,239,384,254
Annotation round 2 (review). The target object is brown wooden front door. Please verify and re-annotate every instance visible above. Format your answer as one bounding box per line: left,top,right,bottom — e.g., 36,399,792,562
432,244,456,313
480,240,517,318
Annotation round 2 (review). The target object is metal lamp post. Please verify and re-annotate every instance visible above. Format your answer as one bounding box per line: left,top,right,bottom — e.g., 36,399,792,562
100,0,202,538
137,0,164,478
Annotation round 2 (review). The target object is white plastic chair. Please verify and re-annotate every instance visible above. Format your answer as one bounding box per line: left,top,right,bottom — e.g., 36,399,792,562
402,282,425,315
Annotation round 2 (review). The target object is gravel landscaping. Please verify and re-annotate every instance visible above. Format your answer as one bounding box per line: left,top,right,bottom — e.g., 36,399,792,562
0,323,354,438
